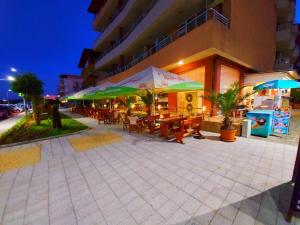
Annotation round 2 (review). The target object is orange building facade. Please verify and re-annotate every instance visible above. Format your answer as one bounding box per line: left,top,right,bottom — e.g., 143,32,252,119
84,0,277,112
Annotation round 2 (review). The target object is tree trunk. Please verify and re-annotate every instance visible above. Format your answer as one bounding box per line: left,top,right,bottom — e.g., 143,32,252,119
52,104,62,128
32,96,41,125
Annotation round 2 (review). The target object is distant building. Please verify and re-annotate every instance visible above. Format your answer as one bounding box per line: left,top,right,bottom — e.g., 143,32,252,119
58,74,83,97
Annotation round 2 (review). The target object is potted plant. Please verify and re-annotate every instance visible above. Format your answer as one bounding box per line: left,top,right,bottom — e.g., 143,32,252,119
138,89,154,115
207,82,254,142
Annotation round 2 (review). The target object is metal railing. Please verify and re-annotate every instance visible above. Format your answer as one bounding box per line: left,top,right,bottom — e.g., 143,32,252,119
98,8,229,79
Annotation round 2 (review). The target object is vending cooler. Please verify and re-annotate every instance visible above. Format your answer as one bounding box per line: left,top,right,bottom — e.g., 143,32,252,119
246,110,274,137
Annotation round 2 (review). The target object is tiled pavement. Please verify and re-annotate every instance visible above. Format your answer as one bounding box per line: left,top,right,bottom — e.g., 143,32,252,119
0,111,299,225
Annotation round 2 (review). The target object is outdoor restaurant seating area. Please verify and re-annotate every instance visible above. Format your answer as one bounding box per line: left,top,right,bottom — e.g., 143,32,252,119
71,106,203,143
66,65,300,143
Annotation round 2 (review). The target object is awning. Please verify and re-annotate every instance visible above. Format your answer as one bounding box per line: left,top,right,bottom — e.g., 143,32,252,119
244,71,299,86
103,66,203,97
67,82,114,100
254,80,300,90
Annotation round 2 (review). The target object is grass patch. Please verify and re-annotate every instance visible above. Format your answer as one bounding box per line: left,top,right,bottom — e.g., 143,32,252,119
0,113,88,145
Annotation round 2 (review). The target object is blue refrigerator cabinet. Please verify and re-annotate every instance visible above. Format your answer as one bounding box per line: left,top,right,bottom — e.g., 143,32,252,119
246,110,274,137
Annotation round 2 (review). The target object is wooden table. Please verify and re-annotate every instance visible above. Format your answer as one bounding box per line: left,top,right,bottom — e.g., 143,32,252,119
158,116,187,139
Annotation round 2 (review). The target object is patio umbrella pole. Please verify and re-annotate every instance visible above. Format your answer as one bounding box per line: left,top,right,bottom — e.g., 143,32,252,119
153,91,155,116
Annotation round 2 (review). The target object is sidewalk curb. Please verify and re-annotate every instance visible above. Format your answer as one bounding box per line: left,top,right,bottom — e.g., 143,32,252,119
0,127,91,149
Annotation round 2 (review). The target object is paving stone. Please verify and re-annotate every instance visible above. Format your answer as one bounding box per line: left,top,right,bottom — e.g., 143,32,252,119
0,112,298,225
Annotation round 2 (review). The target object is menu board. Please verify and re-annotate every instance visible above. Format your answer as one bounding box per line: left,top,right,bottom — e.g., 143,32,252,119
273,110,290,135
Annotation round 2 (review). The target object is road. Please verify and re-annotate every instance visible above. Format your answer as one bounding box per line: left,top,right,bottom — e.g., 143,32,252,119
0,112,25,137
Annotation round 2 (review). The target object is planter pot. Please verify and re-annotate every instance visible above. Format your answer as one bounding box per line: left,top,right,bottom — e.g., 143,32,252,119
220,129,237,142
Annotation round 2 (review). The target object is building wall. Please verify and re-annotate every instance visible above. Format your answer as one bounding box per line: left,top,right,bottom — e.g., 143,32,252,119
96,0,276,86
167,56,250,112
219,65,240,93
223,0,276,72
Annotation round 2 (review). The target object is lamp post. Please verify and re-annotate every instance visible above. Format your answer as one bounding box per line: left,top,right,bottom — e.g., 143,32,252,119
10,68,17,73
7,89,12,104
0,76,15,81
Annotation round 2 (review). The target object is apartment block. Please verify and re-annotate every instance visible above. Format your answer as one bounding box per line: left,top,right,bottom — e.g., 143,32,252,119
85,0,277,109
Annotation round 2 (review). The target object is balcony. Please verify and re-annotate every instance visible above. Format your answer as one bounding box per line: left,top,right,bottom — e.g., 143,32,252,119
81,64,95,79
276,23,297,40
274,56,294,71
93,0,129,31
275,0,295,24
94,0,158,56
276,23,298,52
97,0,129,33
96,8,229,79
94,0,156,52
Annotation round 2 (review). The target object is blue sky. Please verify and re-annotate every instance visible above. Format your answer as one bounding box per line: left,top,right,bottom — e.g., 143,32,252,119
297,0,300,23
0,0,97,99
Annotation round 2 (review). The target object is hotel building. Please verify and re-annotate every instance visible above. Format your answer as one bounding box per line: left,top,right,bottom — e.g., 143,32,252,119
81,0,279,111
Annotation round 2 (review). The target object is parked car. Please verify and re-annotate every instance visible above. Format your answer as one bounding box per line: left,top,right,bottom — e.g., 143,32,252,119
12,105,24,113
0,105,13,118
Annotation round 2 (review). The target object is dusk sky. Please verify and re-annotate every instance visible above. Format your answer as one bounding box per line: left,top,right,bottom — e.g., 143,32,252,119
0,0,97,100
0,0,299,100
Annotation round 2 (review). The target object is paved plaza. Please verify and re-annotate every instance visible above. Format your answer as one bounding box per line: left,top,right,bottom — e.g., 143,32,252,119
0,111,299,225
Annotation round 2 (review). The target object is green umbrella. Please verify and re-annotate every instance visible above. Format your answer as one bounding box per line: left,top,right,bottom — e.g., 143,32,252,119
102,67,204,97
164,81,204,93
103,86,141,97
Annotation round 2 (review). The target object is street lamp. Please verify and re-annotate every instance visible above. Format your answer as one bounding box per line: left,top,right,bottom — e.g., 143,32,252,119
0,76,15,81
10,68,17,72
7,76,15,81
7,89,12,104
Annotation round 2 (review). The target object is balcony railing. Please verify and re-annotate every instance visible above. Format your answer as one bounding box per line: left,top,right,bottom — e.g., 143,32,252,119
99,8,229,79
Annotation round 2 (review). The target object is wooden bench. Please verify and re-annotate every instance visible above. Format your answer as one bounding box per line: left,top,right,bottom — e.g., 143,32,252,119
175,116,203,144
145,115,160,134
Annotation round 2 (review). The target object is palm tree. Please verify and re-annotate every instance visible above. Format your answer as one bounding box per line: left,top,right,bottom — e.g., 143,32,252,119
11,73,43,125
205,82,255,141
216,82,254,130
138,89,153,115
118,96,135,115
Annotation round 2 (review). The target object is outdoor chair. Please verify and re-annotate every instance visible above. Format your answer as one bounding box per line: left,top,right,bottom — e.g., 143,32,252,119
111,111,120,124
120,113,129,130
191,116,203,136
97,111,105,124
128,116,143,133
175,116,204,143
146,115,160,134
175,119,193,144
